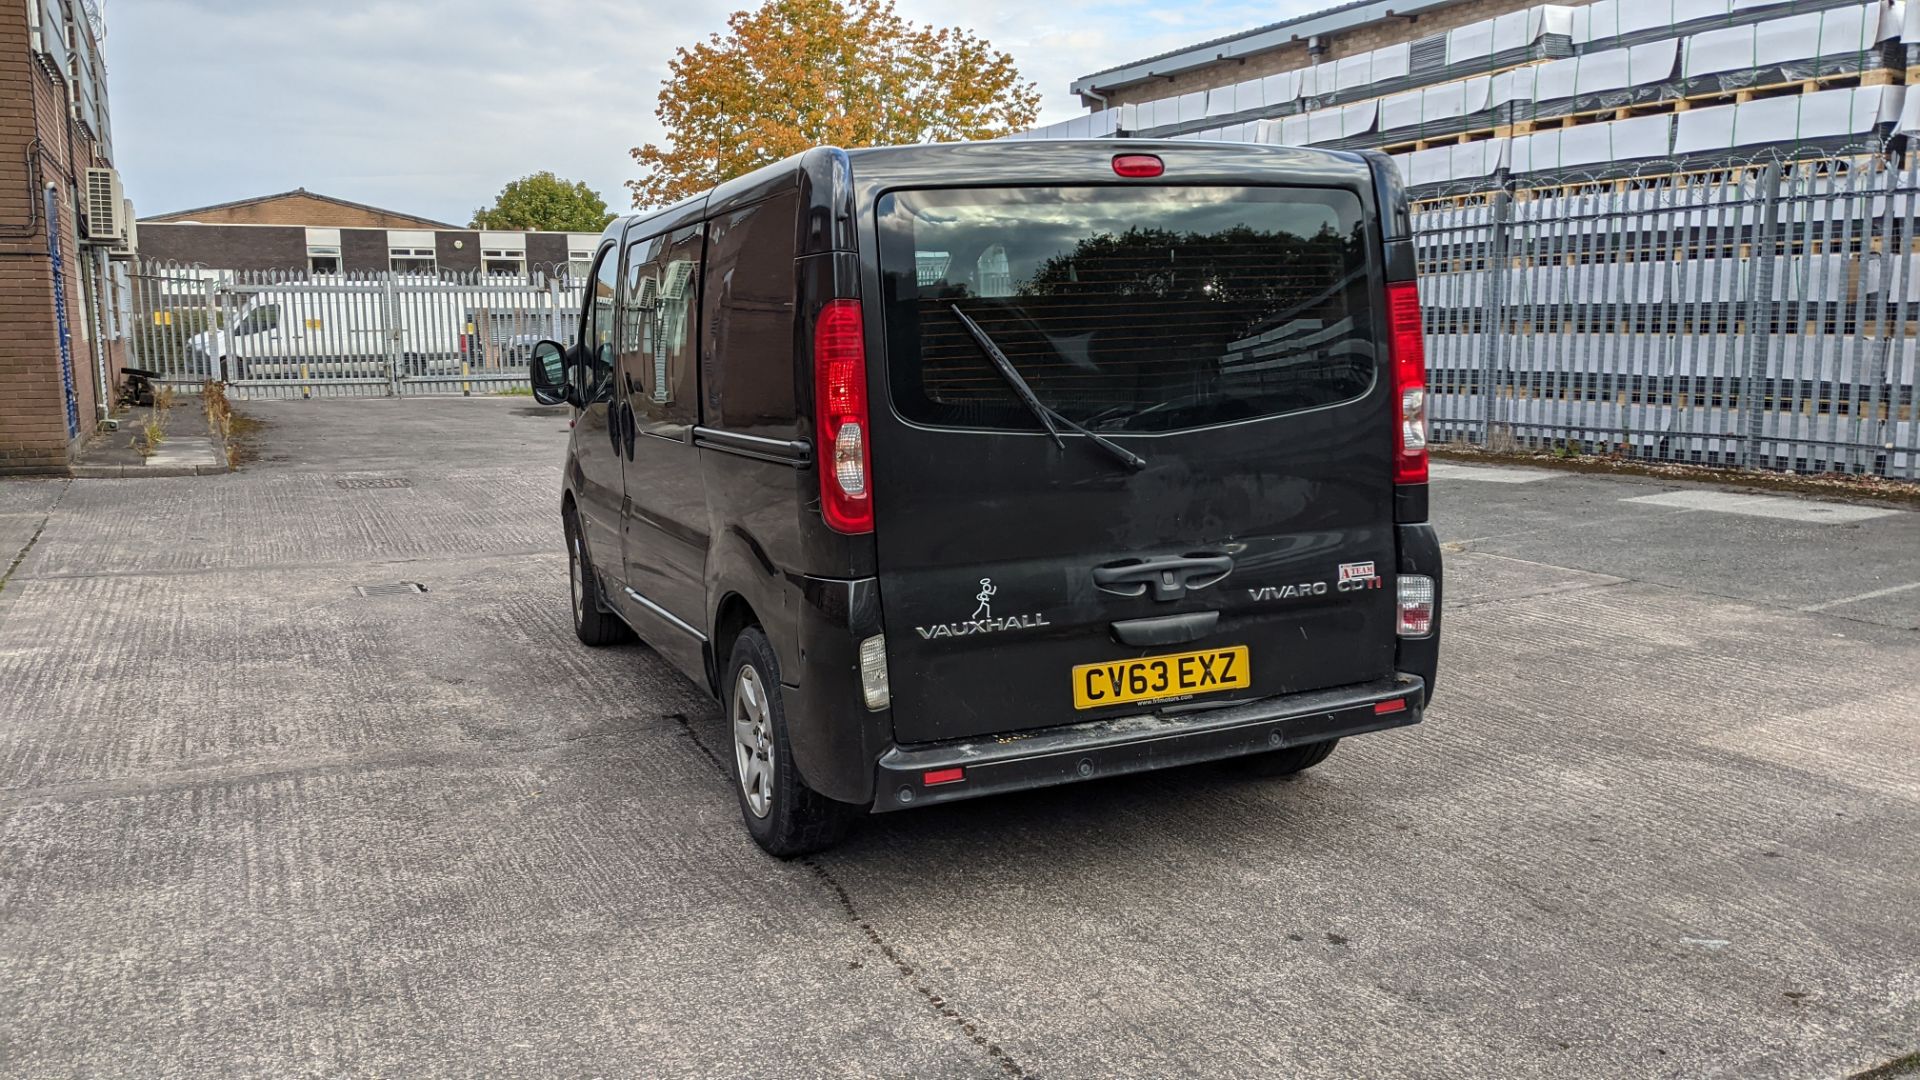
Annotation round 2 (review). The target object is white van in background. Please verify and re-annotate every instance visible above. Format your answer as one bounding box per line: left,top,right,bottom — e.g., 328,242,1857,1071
186,283,500,381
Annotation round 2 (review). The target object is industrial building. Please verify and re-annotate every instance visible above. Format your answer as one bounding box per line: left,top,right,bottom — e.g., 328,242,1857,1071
137,190,603,280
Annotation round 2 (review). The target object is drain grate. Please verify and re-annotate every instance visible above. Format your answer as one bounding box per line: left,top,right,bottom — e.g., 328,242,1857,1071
355,582,428,597
334,476,412,489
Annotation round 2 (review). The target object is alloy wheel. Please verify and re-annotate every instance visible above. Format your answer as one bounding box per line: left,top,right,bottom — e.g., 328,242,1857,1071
732,664,774,818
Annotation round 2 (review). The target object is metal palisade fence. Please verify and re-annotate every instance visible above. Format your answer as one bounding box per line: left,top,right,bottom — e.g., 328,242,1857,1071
129,153,1919,479
1413,151,1920,479
128,263,587,399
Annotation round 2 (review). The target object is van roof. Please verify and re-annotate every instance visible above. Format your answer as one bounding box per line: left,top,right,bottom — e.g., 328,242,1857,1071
609,140,1374,252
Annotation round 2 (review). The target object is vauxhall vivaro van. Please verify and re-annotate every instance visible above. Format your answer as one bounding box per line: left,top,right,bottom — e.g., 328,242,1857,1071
529,141,1442,856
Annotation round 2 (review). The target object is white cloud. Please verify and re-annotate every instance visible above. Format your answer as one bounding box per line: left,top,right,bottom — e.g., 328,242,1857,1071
106,0,1320,223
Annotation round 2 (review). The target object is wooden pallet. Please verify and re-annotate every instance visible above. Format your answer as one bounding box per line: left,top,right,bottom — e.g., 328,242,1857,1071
1421,66,1904,148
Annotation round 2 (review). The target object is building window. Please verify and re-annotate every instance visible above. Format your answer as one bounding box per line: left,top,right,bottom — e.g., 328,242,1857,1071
566,249,593,281
308,245,341,275
390,247,436,274
482,248,526,277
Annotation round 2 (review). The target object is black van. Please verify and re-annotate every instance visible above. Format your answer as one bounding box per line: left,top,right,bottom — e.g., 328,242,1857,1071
529,141,1441,857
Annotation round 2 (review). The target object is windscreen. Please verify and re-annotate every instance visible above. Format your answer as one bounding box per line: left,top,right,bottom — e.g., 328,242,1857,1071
877,185,1376,434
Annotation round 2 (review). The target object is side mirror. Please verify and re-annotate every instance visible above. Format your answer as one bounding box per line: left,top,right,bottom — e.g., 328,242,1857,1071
527,339,573,406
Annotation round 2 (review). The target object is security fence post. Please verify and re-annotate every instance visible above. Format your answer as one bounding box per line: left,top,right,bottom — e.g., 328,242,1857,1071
1739,160,1783,470
1481,187,1514,447
204,277,223,384
383,271,402,397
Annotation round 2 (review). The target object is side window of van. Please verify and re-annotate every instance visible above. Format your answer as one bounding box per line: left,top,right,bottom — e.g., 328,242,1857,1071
236,304,279,336
700,191,799,435
622,224,703,427
618,232,664,382
574,243,620,404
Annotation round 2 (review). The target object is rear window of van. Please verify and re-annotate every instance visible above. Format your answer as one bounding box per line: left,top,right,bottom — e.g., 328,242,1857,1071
876,186,1376,434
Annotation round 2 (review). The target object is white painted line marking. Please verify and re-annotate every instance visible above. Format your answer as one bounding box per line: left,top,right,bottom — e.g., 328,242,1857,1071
1429,463,1556,484
1799,580,1920,612
1620,490,1902,523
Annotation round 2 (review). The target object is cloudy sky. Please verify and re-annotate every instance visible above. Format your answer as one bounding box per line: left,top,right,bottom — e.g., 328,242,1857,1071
106,0,1307,225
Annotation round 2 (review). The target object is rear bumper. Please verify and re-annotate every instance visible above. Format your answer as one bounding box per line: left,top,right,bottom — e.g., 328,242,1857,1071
869,674,1424,813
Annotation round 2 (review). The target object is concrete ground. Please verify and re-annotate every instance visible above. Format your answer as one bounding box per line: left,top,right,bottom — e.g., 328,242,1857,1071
1,397,1915,1079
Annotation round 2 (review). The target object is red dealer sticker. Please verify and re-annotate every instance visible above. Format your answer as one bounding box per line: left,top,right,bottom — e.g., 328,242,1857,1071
1338,561,1382,592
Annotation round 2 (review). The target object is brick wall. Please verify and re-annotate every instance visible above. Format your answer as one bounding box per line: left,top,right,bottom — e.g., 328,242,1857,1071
136,223,309,272
0,0,114,474
139,224,585,276
526,233,568,268
1099,0,1534,108
436,231,481,273
341,228,391,273
144,191,449,229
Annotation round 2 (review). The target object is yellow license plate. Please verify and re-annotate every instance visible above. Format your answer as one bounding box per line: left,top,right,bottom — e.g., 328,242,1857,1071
1072,645,1251,710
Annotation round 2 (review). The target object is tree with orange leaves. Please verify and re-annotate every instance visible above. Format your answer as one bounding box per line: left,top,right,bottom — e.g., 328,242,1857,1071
629,0,1041,208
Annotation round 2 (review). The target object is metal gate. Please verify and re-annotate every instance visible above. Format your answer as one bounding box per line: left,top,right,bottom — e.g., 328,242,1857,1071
126,262,586,400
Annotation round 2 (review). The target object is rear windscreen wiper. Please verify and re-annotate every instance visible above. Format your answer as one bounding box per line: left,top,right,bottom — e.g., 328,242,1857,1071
948,304,1147,472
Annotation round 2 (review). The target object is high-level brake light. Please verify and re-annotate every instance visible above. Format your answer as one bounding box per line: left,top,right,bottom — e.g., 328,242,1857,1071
1386,281,1429,485
813,299,873,534
1111,154,1164,178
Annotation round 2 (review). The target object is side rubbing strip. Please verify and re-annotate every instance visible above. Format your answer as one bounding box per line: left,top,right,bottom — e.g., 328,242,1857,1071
693,426,811,467
625,587,709,641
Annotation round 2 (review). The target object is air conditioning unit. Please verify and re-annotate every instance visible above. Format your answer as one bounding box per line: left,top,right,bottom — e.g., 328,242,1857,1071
106,199,136,260
81,167,125,244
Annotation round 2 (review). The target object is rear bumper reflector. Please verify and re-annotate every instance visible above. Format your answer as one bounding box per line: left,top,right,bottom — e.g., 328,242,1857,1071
871,675,1425,813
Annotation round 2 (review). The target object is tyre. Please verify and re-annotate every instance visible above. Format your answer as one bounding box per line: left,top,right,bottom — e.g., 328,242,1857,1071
726,627,859,857
564,508,630,646
1233,737,1339,778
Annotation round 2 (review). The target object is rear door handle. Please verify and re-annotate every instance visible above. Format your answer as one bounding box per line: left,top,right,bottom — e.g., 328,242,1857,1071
1111,610,1219,646
1093,554,1234,602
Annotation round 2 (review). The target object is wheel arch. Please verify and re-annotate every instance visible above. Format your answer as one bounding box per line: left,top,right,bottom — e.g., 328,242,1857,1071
709,592,760,695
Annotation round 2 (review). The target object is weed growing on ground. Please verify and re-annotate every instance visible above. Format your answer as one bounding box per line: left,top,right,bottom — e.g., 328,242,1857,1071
131,385,175,459
202,380,233,441
225,412,267,471
136,415,165,459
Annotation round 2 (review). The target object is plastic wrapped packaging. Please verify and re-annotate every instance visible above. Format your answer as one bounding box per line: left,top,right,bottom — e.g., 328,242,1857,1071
1513,113,1674,169
1672,85,1902,150
1379,76,1493,131
1683,4,1888,79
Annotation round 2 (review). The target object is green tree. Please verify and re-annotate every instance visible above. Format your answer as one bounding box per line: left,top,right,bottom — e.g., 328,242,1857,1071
470,172,614,231
631,0,1040,207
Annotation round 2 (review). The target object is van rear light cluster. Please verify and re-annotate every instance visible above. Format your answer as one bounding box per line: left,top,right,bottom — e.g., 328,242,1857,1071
858,633,891,710
1386,281,1428,485
1397,574,1435,637
813,299,873,533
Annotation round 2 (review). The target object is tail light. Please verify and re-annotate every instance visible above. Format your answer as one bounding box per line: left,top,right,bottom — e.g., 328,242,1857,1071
858,633,890,710
1386,281,1428,485
1397,574,1435,637
813,298,873,533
